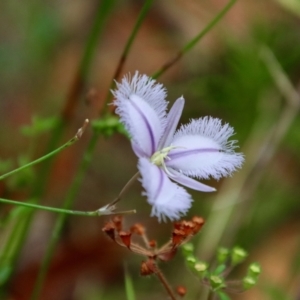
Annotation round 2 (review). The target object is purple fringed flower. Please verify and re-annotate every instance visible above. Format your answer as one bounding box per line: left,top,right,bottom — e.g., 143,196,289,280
112,72,244,222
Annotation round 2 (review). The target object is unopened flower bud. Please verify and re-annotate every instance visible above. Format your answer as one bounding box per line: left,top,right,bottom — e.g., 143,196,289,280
194,261,208,278
209,275,226,291
247,262,261,278
186,255,196,269
182,243,194,256
231,246,247,265
217,247,230,264
243,276,256,289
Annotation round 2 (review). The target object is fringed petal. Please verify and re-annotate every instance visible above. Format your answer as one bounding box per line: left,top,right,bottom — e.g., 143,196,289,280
112,72,168,156
167,117,244,179
138,158,192,222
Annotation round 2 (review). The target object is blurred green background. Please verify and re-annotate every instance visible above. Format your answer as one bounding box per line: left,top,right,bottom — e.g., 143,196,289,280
0,0,300,299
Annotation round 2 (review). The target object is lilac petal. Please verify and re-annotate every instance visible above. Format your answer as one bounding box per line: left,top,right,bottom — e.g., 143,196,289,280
138,158,192,222
166,117,244,179
119,94,163,156
113,72,169,156
168,169,216,192
158,97,184,150
131,141,147,158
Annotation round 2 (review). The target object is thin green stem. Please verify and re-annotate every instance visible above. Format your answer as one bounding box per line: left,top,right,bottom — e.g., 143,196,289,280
207,290,215,300
152,263,177,300
110,172,140,206
0,197,135,217
0,0,114,292
124,263,136,300
80,0,115,79
0,120,89,285
0,120,89,181
102,0,154,113
30,131,139,299
0,0,113,292
30,131,99,300
152,0,237,79
0,198,95,216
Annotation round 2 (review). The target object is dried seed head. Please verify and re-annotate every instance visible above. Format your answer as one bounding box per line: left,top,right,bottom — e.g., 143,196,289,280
130,223,145,235
102,221,116,241
119,231,132,248
181,221,195,236
176,285,187,297
158,248,177,262
148,239,157,248
112,215,123,232
140,259,156,276
191,216,205,234
172,229,186,246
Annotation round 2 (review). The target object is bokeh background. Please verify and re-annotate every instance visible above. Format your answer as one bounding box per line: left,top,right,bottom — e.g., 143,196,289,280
0,0,300,299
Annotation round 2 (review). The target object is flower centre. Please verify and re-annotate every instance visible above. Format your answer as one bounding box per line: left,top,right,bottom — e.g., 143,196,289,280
150,146,176,167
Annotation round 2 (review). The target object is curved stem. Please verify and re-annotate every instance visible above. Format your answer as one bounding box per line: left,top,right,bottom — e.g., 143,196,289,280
152,0,237,79
110,172,140,206
0,120,89,181
207,290,215,300
30,131,98,300
152,263,177,300
0,197,135,217
102,0,154,113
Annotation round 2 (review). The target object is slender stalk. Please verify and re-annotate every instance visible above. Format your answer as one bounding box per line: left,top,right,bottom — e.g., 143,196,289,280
0,120,88,286
152,263,177,300
0,198,135,217
102,0,154,114
124,263,136,300
81,1,115,79
0,120,89,181
0,0,113,291
207,290,215,300
30,131,98,300
111,172,140,206
152,0,237,79
31,133,138,300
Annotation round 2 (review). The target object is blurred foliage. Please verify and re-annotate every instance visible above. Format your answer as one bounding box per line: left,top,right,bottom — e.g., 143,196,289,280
0,1,60,83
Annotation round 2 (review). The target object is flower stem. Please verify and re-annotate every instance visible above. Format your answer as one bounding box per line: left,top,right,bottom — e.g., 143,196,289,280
111,172,140,206
152,0,237,79
0,120,89,181
0,197,135,217
30,130,99,300
207,290,216,300
152,263,177,300
0,0,113,292
102,0,154,113
124,263,136,300
0,120,89,287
